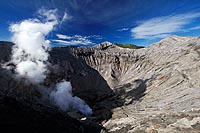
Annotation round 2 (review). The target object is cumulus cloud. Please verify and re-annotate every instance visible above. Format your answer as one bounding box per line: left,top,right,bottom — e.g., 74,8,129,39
53,34,102,45
117,28,129,31
131,12,200,39
10,9,58,83
50,81,92,116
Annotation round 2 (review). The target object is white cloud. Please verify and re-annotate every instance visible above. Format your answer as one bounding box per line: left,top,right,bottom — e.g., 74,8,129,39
117,28,129,31
38,8,58,22
52,39,94,45
88,35,103,39
38,8,71,24
131,12,200,39
56,34,72,39
54,34,102,45
61,12,72,23
188,26,200,31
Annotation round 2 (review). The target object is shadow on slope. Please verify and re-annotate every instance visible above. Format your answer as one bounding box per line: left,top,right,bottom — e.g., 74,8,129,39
0,43,105,132
0,96,101,133
49,47,120,123
114,78,154,105
0,42,149,132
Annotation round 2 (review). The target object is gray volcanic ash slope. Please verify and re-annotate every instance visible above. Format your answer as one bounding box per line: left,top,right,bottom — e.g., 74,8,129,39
73,36,200,133
1,36,200,132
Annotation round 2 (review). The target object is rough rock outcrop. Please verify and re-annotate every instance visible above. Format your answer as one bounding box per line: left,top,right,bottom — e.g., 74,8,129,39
78,36,200,133
69,37,200,132
72,41,137,88
1,36,200,133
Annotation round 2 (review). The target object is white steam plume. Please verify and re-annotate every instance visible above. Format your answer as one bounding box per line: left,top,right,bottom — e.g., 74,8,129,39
8,9,92,116
50,81,92,116
9,9,58,83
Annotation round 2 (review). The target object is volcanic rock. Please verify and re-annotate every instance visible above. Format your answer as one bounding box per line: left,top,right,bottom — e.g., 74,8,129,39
1,36,200,133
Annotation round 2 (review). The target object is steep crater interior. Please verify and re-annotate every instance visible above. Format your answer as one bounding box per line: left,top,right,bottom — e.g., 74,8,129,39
0,41,130,132
1,36,200,133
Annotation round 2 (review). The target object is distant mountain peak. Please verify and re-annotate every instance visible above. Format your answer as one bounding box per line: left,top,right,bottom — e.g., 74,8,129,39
93,41,114,50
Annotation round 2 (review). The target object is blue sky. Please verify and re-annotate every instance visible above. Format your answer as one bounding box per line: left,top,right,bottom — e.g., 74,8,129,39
1,0,200,46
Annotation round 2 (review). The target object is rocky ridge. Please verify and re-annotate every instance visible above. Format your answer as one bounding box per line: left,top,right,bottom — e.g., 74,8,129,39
73,36,200,132
1,36,200,132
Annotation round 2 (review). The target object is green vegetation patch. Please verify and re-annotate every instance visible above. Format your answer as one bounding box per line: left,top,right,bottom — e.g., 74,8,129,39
115,43,144,49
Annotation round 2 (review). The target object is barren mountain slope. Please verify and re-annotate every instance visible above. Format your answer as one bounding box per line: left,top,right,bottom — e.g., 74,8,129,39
75,36,200,132
1,36,200,132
